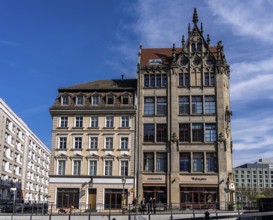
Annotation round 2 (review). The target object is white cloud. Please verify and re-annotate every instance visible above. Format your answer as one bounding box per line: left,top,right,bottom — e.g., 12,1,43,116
207,0,273,43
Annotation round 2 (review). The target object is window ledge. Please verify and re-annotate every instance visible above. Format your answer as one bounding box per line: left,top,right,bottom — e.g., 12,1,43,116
86,149,98,151
103,127,115,129
117,148,130,151
55,148,67,151
87,127,100,129
72,127,84,129
71,149,83,151
118,127,131,129
101,149,114,151
56,127,69,130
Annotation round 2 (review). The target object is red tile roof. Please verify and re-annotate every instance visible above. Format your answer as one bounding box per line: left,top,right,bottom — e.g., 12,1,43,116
140,46,217,66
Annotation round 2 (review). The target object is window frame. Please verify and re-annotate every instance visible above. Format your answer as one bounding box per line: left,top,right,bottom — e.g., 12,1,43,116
89,137,98,149
60,116,68,128
121,116,129,128
91,95,99,105
105,116,114,128
120,137,129,150
104,160,113,176
74,137,82,149
144,97,155,115
179,96,190,114
76,95,84,105
104,137,113,149
120,160,129,176
75,116,83,128
72,160,81,175
61,96,69,105
90,116,99,128
57,160,66,175
88,160,97,176
58,137,67,149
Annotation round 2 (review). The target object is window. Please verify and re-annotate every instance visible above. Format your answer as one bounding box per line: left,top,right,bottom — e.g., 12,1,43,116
58,160,66,175
206,153,217,172
91,95,99,105
89,160,97,176
106,116,114,127
192,123,203,142
89,137,98,149
75,116,83,128
59,137,67,149
121,96,129,104
90,116,99,128
205,96,216,114
56,188,79,208
104,160,112,176
106,96,114,105
76,95,84,105
120,137,129,150
144,153,154,172
205,124,216,142
144,124,155,142
120,160,129,176
156,124,167,142
144,97,155,115
179,73,190,86
144,73,167,88
156,97,167,115
193,153,204,172
121,116,129,128
74,137,82,149
156,153,167,172
105,137,113,149
73,160,81,175
61,96,69,105
179,124,190,142
60,116,68,127
192,96,203,114
180,153,190,172
204,72,215,86
179,96,190,114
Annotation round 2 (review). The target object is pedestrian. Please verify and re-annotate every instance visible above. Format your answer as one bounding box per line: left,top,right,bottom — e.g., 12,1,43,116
140,198,145,214
152,197,156,214
148,197,153,214
132,197,137,211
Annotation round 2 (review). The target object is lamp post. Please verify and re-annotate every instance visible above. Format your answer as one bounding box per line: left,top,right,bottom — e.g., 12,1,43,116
10,187,16,214
122,176,126,214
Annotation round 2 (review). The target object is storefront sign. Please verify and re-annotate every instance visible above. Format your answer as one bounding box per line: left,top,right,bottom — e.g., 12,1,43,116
180,175,217,184
143,175,166,183
191,177,207,181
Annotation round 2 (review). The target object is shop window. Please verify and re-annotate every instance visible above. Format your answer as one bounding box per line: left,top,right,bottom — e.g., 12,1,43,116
56,188,79,208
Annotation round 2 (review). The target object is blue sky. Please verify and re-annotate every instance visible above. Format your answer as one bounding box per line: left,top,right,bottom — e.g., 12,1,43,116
1,0,273,167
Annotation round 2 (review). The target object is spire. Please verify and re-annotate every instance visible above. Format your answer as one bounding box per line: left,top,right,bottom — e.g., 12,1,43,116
188,23,191,36
192,8,198,25
207,34,210,46
201,22,203,34
172,43,176,61
182,35,185,47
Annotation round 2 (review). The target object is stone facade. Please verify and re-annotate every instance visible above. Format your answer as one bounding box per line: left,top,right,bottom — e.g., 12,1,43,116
136,9,234,210
48,80,137,210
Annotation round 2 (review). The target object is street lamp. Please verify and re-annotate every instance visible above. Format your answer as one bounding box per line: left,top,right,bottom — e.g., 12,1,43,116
122,176,126,214
10,187,17,214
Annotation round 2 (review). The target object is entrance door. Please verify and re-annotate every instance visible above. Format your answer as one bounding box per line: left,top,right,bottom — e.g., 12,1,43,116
88,189,96,210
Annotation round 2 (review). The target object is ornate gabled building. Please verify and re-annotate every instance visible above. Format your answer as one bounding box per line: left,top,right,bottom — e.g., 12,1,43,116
48,79,137,210
136,8,234,210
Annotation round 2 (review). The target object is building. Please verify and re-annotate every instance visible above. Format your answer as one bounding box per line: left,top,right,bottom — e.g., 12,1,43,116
234,159,273,201
0,98,50,204
48,79,137,210
136,8,234,210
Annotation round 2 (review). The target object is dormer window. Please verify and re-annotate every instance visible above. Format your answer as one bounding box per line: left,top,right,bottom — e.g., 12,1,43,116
76,95,84,105
121,96,129,105
61,96,69,105
91,95,99,105
106,95,114,105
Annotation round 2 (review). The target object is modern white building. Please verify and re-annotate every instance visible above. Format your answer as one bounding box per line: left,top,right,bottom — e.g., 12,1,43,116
0,98,50,204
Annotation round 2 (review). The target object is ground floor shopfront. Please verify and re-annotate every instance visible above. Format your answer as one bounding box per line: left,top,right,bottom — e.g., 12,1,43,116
48,176,134,211
140,174,233,210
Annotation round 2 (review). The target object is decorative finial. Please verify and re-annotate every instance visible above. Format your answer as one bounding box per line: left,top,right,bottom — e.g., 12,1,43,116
188,23,191,36
182,35,185,47
192,8,198,25
207,34,210,45
201,22,203,34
